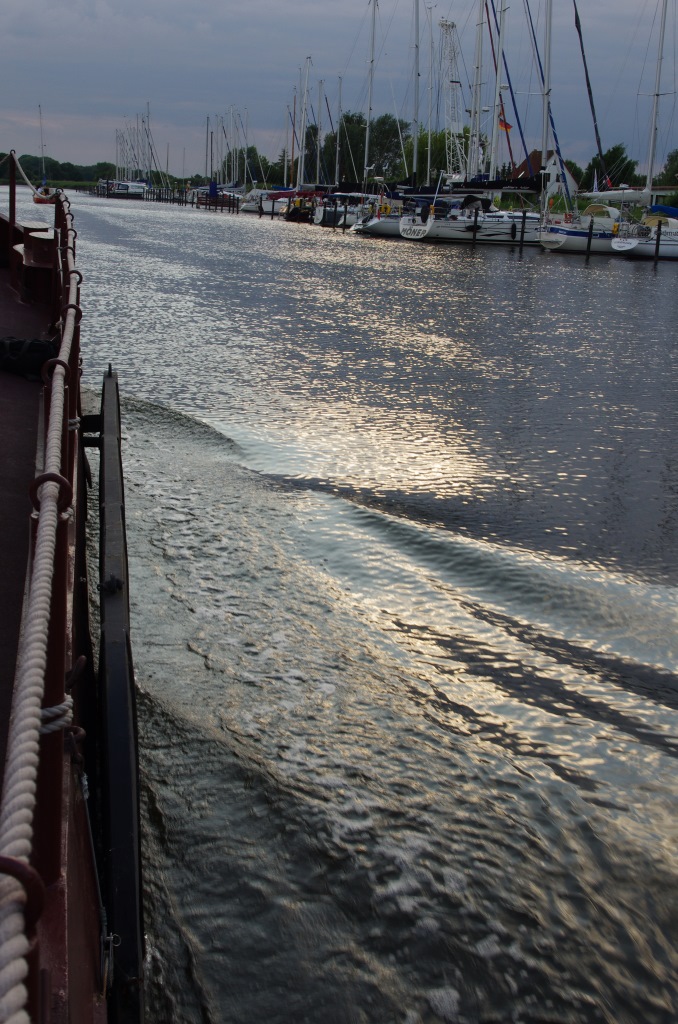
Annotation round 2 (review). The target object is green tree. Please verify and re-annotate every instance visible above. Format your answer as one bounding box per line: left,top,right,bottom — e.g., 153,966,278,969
654,148,678,187
91,161,116,180
402,128,449,186
368,113,410,179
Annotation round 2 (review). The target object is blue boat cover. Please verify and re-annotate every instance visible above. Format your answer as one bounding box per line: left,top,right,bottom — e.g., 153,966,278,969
650,204,678,217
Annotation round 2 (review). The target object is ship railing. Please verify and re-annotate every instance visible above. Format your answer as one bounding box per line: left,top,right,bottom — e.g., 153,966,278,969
0,153,82,1024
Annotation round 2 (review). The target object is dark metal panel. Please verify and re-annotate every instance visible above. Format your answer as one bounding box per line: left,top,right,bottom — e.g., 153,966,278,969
98,367,144,1024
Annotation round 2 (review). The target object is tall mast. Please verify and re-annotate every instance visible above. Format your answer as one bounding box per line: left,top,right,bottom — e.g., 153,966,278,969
540,0,553,199
412,0,420,185
39,105,46,179
646,0,669,190
427,4,433,185
147,101,152,182
317,79,323,184
468,0,485,179
335,77,342,185
285,107,290,187
245,108,249,186
363,0,377,185
488,0,507,180
297,57,311,188
291,94,296,185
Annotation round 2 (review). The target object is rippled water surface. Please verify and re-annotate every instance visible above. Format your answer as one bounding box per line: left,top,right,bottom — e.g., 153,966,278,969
29,192,678,1021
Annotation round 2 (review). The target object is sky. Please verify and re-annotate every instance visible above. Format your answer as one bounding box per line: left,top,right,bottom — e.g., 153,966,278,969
0,0,675,180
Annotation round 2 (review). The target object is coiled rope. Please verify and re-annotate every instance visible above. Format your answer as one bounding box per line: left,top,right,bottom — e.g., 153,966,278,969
0,170,80,1024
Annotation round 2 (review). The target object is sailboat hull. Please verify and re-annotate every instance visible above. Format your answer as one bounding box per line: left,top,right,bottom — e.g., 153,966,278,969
400,211,540,245
539,226,616,253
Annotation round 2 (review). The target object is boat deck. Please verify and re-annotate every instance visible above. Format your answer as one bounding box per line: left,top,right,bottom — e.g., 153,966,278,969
0,269,48,772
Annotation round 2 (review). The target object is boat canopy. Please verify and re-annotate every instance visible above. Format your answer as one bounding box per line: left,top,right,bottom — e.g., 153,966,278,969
460,195,493,211
650,204,678,218
581,204,623,221
644,213,678,227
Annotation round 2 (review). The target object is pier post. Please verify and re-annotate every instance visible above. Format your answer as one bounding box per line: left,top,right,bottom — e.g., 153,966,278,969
654,220,662,264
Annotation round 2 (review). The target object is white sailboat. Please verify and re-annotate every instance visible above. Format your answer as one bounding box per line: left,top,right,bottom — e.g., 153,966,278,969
539,192,650,254
400,194,540,244
399,0,540,246
540,2,663,255
352,0,418,239
611,0,678,259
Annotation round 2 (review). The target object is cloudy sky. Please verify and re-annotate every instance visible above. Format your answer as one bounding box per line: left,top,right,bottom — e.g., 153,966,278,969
1,0,674,179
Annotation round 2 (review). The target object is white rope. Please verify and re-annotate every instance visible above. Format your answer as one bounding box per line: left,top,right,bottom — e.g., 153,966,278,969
11,156,39,196
0,185,80,1023
40,697,73,734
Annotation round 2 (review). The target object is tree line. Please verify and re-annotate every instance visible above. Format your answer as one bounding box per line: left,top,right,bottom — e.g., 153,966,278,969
3,135,678,201
0,153,116,185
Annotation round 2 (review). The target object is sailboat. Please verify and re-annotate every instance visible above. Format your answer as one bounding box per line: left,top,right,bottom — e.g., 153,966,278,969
33,105,59,205
539,3,655,254
399,0,541,246
611,0,678,259
352,0,419,238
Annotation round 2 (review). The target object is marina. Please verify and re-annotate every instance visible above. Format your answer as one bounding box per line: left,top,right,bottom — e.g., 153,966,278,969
22,188,677,1023
2,0,678,1017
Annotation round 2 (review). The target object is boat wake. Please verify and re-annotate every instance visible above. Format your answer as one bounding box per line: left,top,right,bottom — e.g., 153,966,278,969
113,395,678,1024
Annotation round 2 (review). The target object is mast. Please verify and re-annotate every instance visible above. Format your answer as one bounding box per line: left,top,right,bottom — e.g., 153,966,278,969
468,0,485,179
285,107,290,187
540,0,553,201
488,0,507,181
317,79,323,184
147,101,152,182
335,77,342,185
291,93,296,185
427,4,433,185
412,0,420,185
39,105,46,180
646,0,669,190
245,108,249,186
363,0,377,186
297,57,311,188
573,1,608,186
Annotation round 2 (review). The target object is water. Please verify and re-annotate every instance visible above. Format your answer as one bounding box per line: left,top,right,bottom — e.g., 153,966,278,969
39,193,678,1021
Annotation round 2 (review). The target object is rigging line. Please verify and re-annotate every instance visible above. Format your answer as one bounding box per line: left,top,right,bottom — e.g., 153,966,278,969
601,0,651,130
573,0,608,183
340,1,372,77
287,106,301,155
325,95,336,136
341,117,361,181
376,0,402,61
389,78,409,175
306,102,327,183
